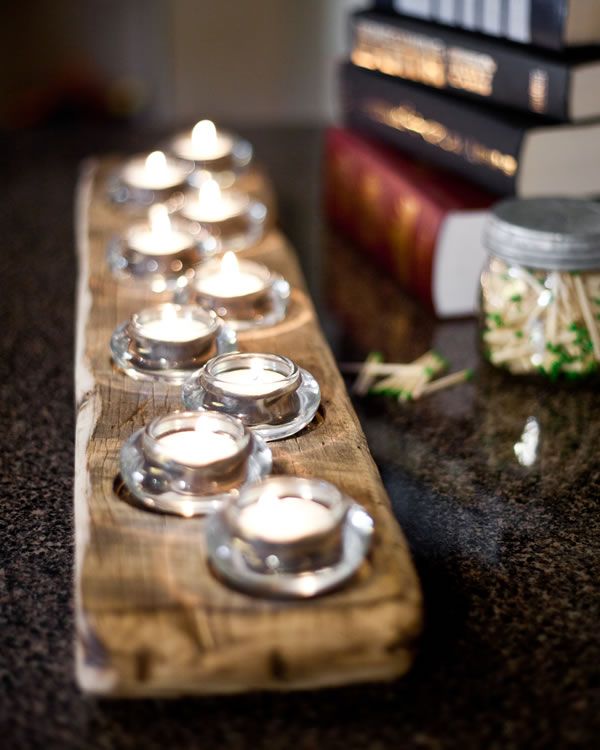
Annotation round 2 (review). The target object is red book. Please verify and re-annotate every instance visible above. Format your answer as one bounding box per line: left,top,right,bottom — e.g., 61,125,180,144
324,126,497,317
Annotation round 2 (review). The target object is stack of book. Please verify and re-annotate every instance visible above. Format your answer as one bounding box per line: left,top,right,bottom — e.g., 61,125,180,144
325,0,600,316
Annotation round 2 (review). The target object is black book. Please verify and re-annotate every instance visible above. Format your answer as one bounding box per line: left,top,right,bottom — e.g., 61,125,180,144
340,61,600,196
352,10,600,121
372,0,600,51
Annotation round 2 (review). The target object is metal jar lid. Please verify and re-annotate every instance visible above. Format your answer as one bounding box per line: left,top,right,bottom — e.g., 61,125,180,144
483,197,600,271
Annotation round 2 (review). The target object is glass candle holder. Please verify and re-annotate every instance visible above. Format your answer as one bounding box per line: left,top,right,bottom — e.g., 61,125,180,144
182,352,321,441
182,252,289,330
107,204,208,289
108,150,194,207
206,476,374,598
166,119,253,183
111,303,238,383
119,411,272,516
177,176,267,253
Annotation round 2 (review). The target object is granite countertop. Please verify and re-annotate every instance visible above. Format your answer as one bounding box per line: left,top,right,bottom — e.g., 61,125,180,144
1,124,598,749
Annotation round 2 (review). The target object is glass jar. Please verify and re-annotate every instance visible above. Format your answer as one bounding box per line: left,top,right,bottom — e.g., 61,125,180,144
480,198,600,380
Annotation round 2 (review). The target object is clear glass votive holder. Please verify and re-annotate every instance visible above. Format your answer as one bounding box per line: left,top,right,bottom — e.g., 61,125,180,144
166,126,253,183
182,257,290,330
182,352,321,441
111,303,237,384
119,411,272,516
206,476,375,598
107,152,194,208
177,187,268,253
107,216,208,288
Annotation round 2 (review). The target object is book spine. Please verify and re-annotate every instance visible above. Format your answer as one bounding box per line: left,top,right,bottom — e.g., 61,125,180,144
372,0,568,50
530,0,567,50
351,12,570,120
324,127,444,312
341,62,525,195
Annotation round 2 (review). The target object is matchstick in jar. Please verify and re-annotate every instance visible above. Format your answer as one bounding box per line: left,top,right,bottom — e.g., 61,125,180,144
480,198,600,381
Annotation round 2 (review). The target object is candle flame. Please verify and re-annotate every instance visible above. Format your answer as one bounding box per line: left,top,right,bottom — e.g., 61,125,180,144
248,358,263,382
145,150,167,174
300,486,315,502
192,119,217,151
193,416,214,444
149,204,171,237
197,176,222,211
220,250,239,278
256,487,282,512
162,303,178,323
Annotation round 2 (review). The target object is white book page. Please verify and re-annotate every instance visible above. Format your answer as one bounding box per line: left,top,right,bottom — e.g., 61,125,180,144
397,0,432,18
482,0,502,34
462,0,478,29
507,0,532,42
438,0,456,24
433,211,489,317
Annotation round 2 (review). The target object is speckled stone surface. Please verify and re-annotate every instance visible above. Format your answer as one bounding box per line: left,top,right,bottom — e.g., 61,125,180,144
1,125,598,749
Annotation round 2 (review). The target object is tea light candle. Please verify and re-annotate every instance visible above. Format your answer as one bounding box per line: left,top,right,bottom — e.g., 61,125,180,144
119,410,269,516
114,304,220,382
183,178,249,223
138,315,211,343
121,150,189,191
215,359,287,396
238,490,334,542
172,119,234,162
182,351,311,437
158,424,238,466
196,251,265,297
128,205,194,255
206,476,370,595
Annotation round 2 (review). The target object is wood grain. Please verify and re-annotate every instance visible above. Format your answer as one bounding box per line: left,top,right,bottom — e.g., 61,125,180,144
74,158,422,696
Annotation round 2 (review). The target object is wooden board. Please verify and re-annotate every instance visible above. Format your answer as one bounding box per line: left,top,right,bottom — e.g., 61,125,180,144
74,158,422,696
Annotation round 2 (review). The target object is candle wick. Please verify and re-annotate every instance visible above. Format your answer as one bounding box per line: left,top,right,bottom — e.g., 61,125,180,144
192,119,217,151
149,204,172,239
220,250,240,279
145,150,167,175
256,489,282,512
198,177,222,211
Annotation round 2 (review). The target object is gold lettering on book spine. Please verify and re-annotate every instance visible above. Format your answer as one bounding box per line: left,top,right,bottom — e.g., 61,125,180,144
388,195,420,285
353,21,446,88
529,69,549,113
365,99,518,177
330,153,355,217
353,20,497,96
447,48,496,96
358,173,385,248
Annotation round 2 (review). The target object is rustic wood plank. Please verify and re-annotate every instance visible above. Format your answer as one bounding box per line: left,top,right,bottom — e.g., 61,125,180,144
74,158,422,696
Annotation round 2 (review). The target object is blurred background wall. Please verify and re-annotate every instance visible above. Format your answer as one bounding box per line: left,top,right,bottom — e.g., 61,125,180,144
0,0,368,129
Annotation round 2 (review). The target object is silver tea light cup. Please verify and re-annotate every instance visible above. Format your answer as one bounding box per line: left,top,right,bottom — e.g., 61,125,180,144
182,352,321,441
206,476,374,598
119,411,272,516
